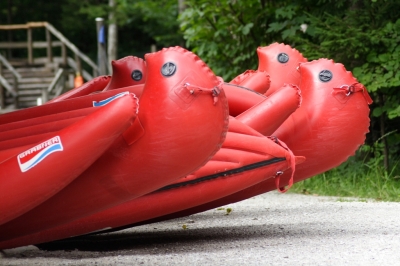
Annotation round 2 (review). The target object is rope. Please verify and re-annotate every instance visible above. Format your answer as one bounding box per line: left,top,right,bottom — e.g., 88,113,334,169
183,80,223,105
268,136,296,193
333,83,373,105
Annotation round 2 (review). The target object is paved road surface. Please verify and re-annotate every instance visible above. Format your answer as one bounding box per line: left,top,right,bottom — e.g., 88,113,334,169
1,192,400,265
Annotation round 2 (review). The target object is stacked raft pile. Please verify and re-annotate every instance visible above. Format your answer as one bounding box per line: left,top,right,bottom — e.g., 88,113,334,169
0,44,372,249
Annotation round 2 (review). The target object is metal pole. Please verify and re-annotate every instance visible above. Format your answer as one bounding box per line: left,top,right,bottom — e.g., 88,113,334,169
27,27,33,64
108,0,118,68
95,17,107,76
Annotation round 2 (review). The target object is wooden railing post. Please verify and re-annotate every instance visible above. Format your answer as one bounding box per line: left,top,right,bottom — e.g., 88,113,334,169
0,63,3,109
75,53,82,76
27,26,33,64
13,75,18,108
61,43,67,66
46,27,53,63
0,85,3,109
0,22,100,109
41,87,48,104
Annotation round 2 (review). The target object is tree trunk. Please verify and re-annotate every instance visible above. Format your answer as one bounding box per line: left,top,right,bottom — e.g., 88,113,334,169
378,93,389,170
178,0,186,14
178,0,186,47
108,0,118,72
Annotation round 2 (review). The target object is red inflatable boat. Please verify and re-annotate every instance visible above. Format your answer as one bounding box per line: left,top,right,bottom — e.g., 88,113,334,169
0,44,372,250
0,47,229,242
128,47,372,225
0,94,137,226
0,116,304,249
36,45,372,241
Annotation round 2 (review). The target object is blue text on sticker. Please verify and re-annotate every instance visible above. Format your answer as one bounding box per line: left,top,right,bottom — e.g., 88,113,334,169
18,136,64,172
93,91,130,107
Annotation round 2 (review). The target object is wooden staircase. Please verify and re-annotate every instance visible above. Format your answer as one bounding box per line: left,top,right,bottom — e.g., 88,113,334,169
1,60,61,109
0,22,100,113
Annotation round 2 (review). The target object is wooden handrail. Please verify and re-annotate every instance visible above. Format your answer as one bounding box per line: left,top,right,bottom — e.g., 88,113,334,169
0,54,22,80
67,57,93,81
0,54,19,97
0,22,100,108
0,22,46,30
0,75,16,97
47,68,65,94
43,23,99,73
0,22,99,76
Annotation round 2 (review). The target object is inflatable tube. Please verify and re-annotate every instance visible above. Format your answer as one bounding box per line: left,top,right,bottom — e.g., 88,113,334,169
0,116,84,150
257,43,307,96
229,70,270,94
0,46,229,242
49,54,271,118
46,76,111,104
224,42,306,116
134,58,372,224
47,55,146,103
0,88,136,125
236,84,301,136
103,56,146,91
0,94,138,226
0,117,304,249
222,83,266,116
49,48,291,119
0,87,143,152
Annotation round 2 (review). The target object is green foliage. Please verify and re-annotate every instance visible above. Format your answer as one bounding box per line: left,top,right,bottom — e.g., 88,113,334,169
179,0,281,80
2,0,400,197
0,0,183,59
352,18,400,121
291,149,400,201
180,0,400,168
76,0,183,56
134,1,182,47
292,130,400,201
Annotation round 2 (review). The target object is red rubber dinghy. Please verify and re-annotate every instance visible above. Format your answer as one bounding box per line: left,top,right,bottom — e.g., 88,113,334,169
0,47,229,242
0,45,305,248
0,114,305,249
134,44,373,224
29,44,372,242
0,94,138,226
0,44,372,249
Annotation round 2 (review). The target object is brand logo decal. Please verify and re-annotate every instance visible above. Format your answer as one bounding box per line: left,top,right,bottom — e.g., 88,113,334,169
131,70,143,81
161,62,177,77
319,70,333,82
277,53,289,63
93,91,129,107
18,136,63,172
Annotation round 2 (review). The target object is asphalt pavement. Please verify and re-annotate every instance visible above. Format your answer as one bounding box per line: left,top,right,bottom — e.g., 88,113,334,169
1,191,400,265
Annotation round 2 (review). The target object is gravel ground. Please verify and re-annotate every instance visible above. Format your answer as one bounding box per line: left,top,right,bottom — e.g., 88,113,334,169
1,191,400,266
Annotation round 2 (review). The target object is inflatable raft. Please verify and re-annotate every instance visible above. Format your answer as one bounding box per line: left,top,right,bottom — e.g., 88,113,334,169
121,44,372,226
122,44,373,225
0,94,138,226
0,47,229,242
0,43,371,249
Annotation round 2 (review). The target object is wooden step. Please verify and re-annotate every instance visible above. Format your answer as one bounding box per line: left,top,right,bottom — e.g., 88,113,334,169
5,56,65,67
1,55,72,109
2,69,55,79
19,77,54,83
17,89,43,95
18,83,51,89
0,104,18,114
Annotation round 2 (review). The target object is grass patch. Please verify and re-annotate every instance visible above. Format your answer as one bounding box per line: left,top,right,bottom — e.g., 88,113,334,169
291,156,400,202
